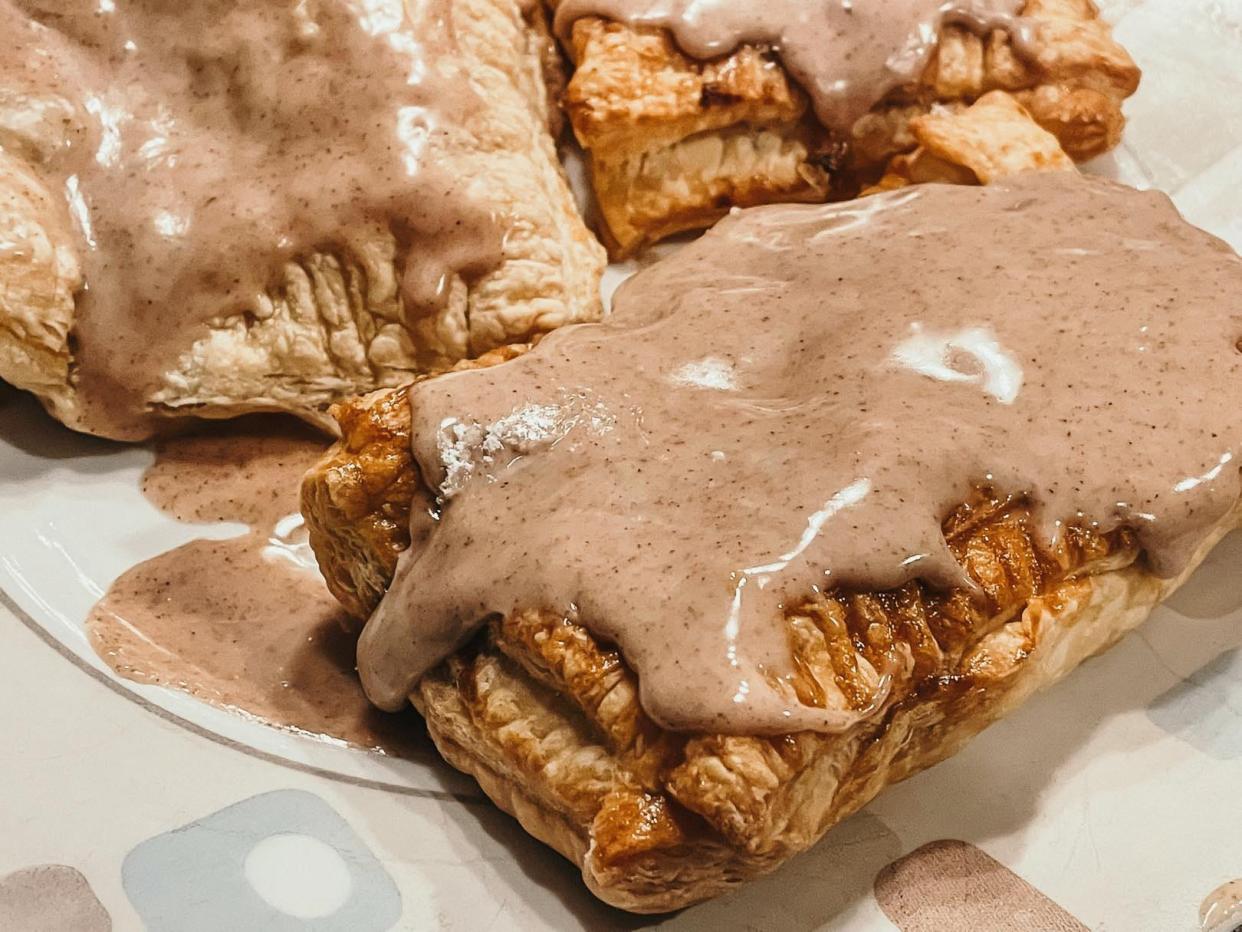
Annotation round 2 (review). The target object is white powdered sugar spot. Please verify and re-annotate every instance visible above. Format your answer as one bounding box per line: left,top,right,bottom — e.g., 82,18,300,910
436,393,616,500
668,356,739,391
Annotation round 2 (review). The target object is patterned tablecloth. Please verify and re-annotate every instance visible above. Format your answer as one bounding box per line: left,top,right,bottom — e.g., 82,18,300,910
1,1,1241,929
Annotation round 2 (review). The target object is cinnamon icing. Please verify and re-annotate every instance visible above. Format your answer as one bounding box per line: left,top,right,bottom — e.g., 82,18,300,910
553,0,1032,130
1201,879,1242,932
0,0,501,438
359,173,1242,734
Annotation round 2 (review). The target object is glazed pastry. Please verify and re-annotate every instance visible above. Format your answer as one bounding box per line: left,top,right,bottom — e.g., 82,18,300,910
553,0,1139,255
0,0,604,439
302,173,1242,911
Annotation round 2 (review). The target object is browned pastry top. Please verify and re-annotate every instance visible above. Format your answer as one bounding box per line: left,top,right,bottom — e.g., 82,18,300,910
0,0,499,438
557,0,1141,256
355,172,1242,733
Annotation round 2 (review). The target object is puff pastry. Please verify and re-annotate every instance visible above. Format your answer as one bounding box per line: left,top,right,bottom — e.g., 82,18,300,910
863,89,1074,192
0,0,604,438
296,156,1242,909
302,381,1234,913
555,0,1139,255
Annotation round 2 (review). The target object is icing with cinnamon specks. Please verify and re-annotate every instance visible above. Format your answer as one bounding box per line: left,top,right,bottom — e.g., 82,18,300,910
0,0,499,438
359,173,1242,734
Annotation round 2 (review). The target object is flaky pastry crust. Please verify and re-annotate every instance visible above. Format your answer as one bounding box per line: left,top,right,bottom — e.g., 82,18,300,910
301,383,1229,913
862,90,1075,193
0,0,604,437
556,0,1139,255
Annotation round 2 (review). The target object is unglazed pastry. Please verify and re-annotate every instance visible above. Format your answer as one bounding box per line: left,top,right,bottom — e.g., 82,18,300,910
302,174,1242,910
0,0,604,439
553,0,1139,255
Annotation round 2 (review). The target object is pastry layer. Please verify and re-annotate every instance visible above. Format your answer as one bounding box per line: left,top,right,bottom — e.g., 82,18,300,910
555,0,1138,255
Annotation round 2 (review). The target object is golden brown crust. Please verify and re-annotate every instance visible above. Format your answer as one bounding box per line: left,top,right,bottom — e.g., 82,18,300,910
0,148,80,416
560,15,835,256
558,0,1139,256
300,386,1220,911
300,344,527,619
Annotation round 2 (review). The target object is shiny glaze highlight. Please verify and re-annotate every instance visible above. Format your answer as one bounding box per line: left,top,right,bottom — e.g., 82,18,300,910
89,421,427,757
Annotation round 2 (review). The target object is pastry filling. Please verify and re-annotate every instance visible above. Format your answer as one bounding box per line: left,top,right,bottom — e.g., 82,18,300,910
554,0,1031,129
359,172,1242,733
0,0,502,437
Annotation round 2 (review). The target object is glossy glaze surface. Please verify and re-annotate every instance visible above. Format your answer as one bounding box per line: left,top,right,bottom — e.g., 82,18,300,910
361,173,1242,733
555,0,1029,128
1,0,499,437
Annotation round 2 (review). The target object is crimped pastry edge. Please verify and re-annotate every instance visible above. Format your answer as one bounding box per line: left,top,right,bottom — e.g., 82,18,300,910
402,534,1218,912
